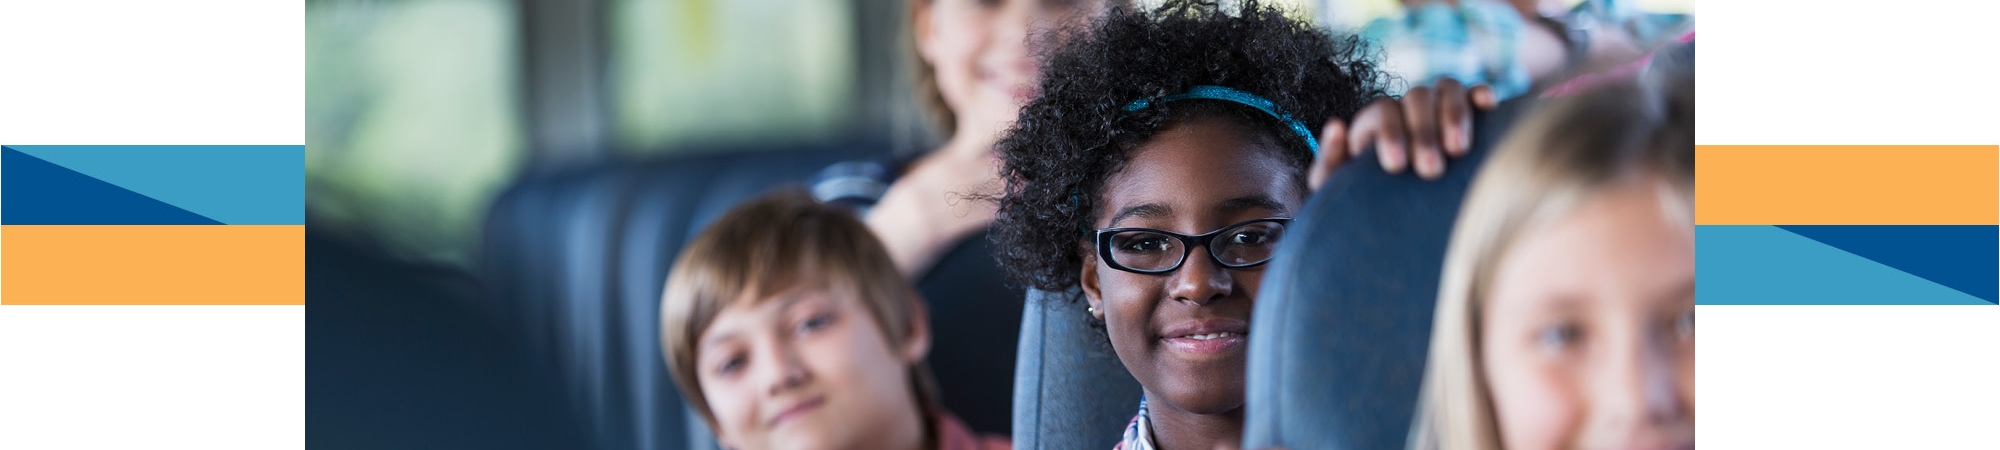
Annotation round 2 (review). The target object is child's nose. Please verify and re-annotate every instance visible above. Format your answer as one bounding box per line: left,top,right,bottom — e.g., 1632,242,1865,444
987,1,1034,65
1594,332,1691,429
1167,246,1234,306
998,0,1034,34
759,343,813,396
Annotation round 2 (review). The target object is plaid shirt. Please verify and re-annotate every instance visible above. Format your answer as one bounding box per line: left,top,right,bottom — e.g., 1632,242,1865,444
1112,397,1158,450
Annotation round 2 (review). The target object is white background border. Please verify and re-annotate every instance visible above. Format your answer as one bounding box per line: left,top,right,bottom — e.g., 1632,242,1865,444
2,0,1997,449
0,1,304,449
1699,0,2000,448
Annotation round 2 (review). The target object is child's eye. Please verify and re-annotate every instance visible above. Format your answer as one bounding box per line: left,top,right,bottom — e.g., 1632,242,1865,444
1128,238,1170,252
796,313,835,335
1113,232,1175,254
1536,323,1582,354
1230,231,1268,246
716,354,747,376
1675,310,1694,339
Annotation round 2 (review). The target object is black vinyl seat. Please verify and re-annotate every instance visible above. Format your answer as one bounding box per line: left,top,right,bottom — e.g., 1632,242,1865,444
311,229,590,449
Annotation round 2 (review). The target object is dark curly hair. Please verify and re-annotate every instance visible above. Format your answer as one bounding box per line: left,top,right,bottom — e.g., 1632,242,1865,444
989,0,1387,293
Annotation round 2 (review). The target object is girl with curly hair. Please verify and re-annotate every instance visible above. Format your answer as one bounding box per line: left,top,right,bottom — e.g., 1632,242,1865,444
987,0,1488,447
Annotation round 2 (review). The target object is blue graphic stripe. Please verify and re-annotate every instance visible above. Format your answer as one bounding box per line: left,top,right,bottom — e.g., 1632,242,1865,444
1697,225,1994,305
5,145,303,225
2,147,223,225
1776,225,1998,303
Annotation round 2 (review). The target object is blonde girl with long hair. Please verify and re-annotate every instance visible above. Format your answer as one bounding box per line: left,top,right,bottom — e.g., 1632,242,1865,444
1410,70,1694,450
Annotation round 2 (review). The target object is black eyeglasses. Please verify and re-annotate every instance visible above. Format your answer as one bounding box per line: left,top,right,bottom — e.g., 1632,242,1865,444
1094,218,1292,274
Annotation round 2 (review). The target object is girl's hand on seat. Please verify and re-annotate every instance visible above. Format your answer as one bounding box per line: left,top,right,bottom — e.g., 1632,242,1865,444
1312,78,1497,189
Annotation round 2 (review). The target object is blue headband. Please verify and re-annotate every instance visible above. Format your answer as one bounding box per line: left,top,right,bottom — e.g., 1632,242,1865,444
1069,85,1317,230
1121,85,1319,154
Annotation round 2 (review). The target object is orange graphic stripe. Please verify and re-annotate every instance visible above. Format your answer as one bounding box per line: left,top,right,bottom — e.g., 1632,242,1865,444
1696,145,1998,225
1,225,303,305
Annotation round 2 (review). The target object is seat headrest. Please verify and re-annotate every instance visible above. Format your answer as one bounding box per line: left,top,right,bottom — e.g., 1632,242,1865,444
1243,98,1533,449
1013,288,1144,449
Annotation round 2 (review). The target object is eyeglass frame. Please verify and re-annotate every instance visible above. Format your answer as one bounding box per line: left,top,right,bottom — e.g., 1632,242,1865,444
1092,217,1294,274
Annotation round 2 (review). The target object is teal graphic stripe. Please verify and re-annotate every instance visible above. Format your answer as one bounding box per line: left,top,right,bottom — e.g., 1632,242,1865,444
1696,225,1994,305
5,145,303,225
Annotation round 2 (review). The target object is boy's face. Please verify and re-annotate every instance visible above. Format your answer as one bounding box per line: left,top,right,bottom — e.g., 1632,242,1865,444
1480,180,1695,450
1080,117,1302,418
695,288,928,450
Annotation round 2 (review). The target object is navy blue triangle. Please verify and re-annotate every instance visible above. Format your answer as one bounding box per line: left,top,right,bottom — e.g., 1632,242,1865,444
2,146,223,225
1776,225,1998,304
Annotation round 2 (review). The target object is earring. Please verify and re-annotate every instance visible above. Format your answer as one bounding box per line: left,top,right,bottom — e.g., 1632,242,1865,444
1087,306,1097,314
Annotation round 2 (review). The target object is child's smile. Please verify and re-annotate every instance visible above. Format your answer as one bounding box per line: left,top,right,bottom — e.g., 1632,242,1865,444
764,395,827,428
1157,318,1250,355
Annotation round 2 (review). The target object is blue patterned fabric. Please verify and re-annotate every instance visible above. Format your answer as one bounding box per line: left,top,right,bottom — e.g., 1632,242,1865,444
1111,397,1158,450
1362,1,1532,100
1356,0,1692,101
